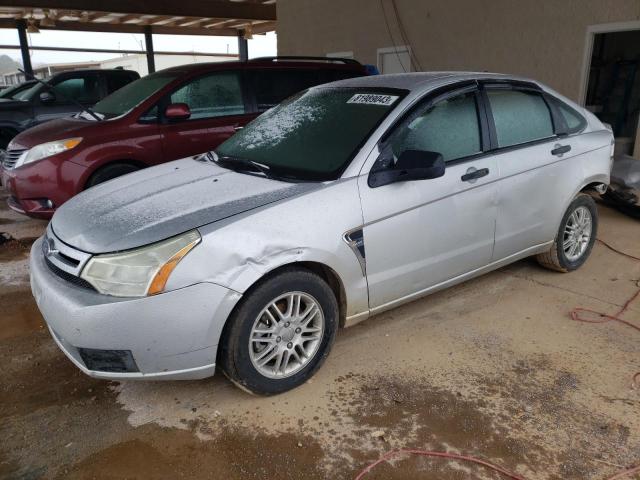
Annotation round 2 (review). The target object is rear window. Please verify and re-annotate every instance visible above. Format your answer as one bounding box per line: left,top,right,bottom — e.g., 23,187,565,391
487,90,554,147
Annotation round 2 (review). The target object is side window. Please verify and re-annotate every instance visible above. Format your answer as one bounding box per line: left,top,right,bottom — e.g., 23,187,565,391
486,90,554,147
51,74,101,104
550,97,587,134
139,105,159,122
106,73,134,95
251,69,321,111
389,90,482,162
169,72,245,120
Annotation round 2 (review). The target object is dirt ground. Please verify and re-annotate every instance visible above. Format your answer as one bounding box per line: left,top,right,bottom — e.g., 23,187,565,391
1,187,640,480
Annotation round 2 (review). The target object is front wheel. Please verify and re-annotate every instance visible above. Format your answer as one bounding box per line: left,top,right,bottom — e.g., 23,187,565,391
536,193,598,272
219,268,338,395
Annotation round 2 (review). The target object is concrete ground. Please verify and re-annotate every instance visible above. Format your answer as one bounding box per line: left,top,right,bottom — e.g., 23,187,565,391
1,186,639,480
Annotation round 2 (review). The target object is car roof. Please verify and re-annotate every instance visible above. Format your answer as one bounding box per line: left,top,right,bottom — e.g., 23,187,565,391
49,68,138,76
161,59,365,75
321,71,539,92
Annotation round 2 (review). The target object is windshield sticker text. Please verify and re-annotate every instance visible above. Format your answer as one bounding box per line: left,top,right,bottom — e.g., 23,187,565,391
347,94,399,106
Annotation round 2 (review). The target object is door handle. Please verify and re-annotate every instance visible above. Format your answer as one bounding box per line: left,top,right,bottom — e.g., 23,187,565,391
461,167,489,182
233,125,244,132
551,144,571,157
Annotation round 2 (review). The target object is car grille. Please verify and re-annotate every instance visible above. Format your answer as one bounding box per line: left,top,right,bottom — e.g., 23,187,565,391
45,257,96,291
2,148,27,169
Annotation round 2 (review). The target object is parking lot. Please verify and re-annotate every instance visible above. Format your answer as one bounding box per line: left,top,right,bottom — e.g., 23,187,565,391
1,184,639,480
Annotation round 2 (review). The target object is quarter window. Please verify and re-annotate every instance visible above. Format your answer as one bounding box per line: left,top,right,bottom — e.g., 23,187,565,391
390,91,482,162
487,90,554,147
170,72,245,120
551,98,587,134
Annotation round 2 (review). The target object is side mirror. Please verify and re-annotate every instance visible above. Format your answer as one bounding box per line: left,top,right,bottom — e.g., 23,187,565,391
368,150,445,188
39,91,56,103
165,103,191,121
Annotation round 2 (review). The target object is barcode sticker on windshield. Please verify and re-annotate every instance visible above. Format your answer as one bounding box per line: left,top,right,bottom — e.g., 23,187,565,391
347,94,399,106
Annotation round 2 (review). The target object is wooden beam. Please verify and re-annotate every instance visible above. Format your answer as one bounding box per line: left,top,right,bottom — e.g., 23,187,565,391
0,43,238,57
0,17,240,36
0,1,276,21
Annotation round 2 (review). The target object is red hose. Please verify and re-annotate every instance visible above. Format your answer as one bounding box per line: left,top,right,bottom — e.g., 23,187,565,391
355,239,640,480
354,449,640,479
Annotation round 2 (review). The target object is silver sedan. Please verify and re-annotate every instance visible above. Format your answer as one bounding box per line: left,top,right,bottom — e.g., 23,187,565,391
30,72,613,394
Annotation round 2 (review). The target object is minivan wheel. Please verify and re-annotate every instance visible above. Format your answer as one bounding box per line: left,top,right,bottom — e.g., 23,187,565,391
536,194,598,272
86,163,140,189
219,268,338,395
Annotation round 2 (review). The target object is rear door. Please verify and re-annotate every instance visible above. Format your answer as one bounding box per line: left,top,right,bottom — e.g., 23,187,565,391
32,71,103,125
482,83,591,260
158,70,252,161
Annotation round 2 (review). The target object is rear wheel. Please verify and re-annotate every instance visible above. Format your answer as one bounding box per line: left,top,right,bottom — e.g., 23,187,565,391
219,268,338,395
86,163,140,189
536,194,598,272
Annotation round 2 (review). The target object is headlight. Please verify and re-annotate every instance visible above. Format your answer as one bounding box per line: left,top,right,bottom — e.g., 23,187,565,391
80,230,201,297
15,137,82,168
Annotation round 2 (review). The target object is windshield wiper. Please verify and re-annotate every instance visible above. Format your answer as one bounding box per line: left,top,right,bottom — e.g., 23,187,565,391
207,151,288,181
18,68,103,122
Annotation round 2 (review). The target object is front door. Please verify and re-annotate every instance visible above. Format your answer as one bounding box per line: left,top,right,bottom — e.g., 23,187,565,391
159,70,254,161
359,86,498,309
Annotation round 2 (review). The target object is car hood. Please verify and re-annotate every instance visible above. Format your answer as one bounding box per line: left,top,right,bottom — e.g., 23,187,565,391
51,157,320,254
9,117,97,149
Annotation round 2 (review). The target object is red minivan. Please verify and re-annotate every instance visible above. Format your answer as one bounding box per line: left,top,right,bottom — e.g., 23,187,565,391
0,57,371,218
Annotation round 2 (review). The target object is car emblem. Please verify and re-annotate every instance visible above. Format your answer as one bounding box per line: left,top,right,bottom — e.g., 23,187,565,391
42,237,59,258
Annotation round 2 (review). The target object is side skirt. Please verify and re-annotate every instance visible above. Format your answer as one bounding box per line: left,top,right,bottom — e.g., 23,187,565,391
343,241,553,328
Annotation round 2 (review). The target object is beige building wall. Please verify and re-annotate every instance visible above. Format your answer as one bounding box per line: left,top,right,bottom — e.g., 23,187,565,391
276,0,640,103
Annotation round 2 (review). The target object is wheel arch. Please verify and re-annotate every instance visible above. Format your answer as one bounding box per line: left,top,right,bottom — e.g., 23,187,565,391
83,159,147,190
236,261,348,328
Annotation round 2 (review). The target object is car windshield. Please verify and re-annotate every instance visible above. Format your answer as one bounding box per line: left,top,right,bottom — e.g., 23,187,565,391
215,87,406,181
92,71,180,119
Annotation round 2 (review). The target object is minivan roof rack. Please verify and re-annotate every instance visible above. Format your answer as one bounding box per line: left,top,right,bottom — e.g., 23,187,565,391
248,56,361,66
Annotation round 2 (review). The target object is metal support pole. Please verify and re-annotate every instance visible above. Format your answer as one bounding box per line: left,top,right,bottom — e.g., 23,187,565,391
144,26,155,74
16,19,33,77
238,31,248,62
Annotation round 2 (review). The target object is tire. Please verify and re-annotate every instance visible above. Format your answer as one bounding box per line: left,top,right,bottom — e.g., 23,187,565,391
86,163,140,189
536,193,598,272
219,268,339,395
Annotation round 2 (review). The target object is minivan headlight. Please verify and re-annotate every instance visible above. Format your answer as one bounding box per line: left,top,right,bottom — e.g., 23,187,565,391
80,230,201,297
15,137,82,168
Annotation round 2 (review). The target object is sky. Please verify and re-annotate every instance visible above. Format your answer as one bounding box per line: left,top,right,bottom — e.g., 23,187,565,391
0,28,278,67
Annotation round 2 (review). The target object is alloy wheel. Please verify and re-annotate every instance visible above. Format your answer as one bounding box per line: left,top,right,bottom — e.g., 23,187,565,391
248,292,324,379
563,205,592,261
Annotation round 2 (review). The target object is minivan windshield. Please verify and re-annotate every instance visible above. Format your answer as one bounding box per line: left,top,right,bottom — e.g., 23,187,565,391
215,87,406,181
92,71,180,119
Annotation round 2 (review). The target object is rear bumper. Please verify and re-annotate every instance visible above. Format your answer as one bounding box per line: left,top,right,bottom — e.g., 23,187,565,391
30,237,242,380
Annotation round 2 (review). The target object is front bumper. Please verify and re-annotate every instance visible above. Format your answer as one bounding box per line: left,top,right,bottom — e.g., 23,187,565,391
29,237,241,380
1,157,86,219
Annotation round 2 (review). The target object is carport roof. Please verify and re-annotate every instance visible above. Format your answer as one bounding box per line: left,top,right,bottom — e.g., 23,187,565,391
0,0,276,36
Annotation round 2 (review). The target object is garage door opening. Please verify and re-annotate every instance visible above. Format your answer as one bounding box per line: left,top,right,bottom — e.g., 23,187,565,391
585,28,640,157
